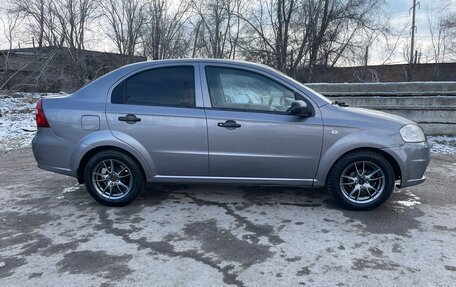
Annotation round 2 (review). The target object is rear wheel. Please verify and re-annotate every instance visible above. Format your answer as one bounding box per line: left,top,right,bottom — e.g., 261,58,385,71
327,150,395,211
84,150,144,206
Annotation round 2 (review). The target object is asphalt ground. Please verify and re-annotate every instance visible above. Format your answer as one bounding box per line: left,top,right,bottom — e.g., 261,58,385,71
0,148,455,286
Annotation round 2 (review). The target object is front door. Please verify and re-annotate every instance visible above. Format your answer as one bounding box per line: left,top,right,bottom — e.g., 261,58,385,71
202,65,323,184
106,64,208,176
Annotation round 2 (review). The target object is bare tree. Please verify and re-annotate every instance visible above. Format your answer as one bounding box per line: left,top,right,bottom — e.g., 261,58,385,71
10,0,49,47
52,0,98,50
300,0,387,80
142,0,191,59
428,2,456,63
10,0,98,49
235,0,289,69
424,2,456,80
102,0,146,56
1,8,25,91
240,0,387,80
378,22,408,65
1,9,24,50
3,0,398,88
190,0,245,59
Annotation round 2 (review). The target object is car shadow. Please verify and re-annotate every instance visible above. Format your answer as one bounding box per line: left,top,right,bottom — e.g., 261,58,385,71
139,183,333,209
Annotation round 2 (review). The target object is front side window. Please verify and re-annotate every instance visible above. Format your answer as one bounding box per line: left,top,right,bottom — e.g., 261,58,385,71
205,67,295,112
112,66,195,107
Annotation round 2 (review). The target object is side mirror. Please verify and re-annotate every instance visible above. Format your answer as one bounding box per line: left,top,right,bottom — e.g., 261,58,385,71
289,100,312,117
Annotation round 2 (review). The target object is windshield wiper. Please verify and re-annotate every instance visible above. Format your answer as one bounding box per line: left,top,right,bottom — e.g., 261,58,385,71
332,100,349,107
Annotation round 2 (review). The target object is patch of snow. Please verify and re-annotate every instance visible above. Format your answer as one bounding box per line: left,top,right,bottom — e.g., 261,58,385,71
0,93,60,151
427,136,456,154
396,199,421,207
0,94,39,150
63,184,80,194
393,191,421,212
57,183,80,199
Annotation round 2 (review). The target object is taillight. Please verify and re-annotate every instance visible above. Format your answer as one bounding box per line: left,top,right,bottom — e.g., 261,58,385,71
36,99,50,128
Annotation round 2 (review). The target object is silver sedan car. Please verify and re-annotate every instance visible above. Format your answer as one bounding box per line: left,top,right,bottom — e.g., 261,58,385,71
32,59,430,210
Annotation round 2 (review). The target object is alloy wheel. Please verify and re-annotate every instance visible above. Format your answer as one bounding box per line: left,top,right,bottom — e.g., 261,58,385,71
91,159,133,200
339,161,386,204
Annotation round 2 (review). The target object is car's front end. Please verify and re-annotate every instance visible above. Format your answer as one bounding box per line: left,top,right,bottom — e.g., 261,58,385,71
317,103,431,189
382,124,431,188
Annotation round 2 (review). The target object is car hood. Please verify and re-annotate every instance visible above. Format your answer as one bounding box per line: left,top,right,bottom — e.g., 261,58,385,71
341,106,415,125
320,104,415,130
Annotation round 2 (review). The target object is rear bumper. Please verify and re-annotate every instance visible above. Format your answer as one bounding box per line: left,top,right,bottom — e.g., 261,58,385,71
382,141,431,188
36,163,73,177
32,128,75,177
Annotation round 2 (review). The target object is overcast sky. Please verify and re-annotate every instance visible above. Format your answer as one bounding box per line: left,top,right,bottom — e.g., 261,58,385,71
369,0,455,65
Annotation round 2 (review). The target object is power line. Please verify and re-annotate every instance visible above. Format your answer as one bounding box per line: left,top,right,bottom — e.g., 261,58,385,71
408,0,420,80
410,0,420,65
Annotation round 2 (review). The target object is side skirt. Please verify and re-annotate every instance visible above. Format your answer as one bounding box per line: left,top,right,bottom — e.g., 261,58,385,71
152,175,317,186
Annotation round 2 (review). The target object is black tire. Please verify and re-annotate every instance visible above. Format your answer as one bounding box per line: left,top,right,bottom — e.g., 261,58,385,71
327,150,395,211
84,150,144,207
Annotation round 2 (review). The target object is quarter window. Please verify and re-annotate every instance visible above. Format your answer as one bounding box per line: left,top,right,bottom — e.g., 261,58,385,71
205,67,295,112
112,66,195,107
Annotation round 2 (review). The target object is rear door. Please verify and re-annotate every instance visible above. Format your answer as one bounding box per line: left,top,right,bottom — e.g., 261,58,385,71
201,64,323,184
105,64,208,176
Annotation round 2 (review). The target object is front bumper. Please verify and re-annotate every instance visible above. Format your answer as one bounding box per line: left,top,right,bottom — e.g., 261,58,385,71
382,141,431,188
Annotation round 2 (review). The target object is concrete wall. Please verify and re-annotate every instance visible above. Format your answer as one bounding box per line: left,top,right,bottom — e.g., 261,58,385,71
298,63,456,83
0,47,146,93
307,82,456,135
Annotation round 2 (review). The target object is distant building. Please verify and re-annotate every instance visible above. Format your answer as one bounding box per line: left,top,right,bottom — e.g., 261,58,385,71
0,46,146,93
297,63,456,83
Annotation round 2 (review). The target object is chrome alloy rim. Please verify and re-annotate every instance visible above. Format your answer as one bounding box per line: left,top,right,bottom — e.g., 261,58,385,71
91,159,133,200
339,161,385,204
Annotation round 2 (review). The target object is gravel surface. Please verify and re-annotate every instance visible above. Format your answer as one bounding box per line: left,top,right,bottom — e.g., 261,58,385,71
0,148,455,286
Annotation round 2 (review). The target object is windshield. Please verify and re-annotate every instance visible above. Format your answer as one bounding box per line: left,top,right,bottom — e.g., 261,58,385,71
271,68,332,106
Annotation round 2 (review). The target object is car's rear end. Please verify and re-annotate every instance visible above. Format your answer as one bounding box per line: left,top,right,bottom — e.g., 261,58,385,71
32,93,108,177
32,61,157,184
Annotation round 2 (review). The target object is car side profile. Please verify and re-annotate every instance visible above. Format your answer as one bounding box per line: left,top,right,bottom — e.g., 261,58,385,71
32,59,430,210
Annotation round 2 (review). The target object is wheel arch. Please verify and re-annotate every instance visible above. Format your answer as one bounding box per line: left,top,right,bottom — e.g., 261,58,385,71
315,147,402,187
76,145,148,184
69,130,156,183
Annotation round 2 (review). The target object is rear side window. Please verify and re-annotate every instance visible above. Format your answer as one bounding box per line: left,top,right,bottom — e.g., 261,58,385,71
111,66,195,107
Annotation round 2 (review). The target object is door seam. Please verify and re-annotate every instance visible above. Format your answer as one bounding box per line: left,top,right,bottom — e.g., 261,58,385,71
197,62,211,176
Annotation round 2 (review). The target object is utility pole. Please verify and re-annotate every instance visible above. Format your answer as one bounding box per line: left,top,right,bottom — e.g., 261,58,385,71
364,45,369,67
409,0,419,81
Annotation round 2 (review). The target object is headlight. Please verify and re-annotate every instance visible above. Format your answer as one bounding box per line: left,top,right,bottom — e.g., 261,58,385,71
400,124,426,142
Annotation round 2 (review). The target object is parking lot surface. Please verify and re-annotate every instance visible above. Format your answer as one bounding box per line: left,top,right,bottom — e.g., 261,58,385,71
0,148,455,286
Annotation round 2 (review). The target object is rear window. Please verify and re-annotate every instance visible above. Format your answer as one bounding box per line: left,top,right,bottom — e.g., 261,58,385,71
111,66,195,108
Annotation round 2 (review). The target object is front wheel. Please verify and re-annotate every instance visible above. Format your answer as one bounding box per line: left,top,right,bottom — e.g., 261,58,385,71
327,150,395,211
84,150,144,206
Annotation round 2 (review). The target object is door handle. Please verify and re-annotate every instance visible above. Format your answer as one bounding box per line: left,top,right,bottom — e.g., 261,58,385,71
118,114,141,124
217,120,241,129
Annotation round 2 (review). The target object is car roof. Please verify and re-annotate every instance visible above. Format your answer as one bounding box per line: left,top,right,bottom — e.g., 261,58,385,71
120,58,273,72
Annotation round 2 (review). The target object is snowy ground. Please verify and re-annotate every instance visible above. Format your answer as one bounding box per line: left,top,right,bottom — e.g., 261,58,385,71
427,135,456,154
0,93,455,153
0,93,40,151
1,149,456,286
